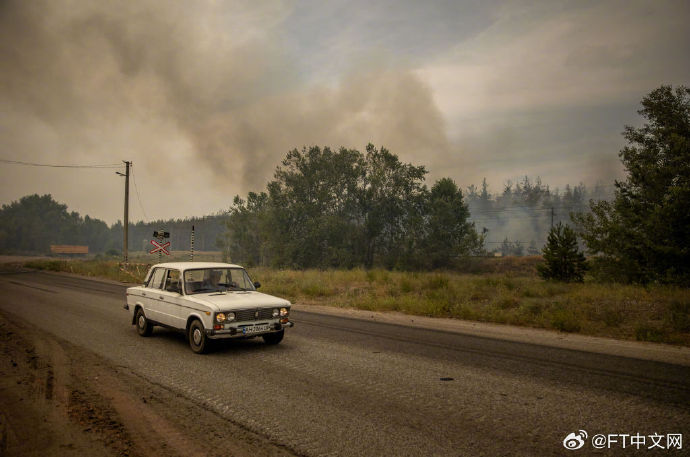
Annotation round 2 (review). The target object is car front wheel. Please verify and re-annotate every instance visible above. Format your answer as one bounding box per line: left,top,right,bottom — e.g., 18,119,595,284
135,308,153,337
262,329,284,345
188,320,210,354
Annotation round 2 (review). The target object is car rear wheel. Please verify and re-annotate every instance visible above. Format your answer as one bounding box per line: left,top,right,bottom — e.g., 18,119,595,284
262,329,284,345
135,308,153,337
188,319,210,354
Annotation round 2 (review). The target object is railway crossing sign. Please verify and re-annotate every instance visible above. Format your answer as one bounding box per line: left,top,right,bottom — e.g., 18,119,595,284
149,239,171,255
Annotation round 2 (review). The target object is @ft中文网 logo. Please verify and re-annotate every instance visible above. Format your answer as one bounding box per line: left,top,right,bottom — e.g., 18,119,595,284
563,431,588,450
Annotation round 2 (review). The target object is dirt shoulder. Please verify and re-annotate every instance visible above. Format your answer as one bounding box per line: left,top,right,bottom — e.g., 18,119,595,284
0,311,295,457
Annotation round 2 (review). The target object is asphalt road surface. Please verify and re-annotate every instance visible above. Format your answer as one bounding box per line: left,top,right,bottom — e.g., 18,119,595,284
1,270,689,456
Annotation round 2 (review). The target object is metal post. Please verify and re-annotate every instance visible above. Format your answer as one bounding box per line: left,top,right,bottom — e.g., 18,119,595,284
190,225,195,261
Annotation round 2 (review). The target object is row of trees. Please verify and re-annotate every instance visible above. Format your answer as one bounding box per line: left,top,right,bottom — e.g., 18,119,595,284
218,144,483,269
466,177,610,212
0,194,227,255
465,176,612,255
0,195,115,253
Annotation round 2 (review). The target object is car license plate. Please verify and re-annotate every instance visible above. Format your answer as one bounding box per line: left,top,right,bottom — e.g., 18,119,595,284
242,324,270,335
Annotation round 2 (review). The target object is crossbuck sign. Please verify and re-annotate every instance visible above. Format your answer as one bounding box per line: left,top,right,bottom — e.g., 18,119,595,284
149,239,171,255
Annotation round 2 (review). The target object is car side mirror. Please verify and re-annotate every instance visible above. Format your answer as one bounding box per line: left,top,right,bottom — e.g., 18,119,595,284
254,281,261,289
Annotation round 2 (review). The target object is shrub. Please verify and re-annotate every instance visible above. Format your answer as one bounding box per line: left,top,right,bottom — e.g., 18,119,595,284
667,300,690,332
537,223,588,282
635,324,667,342
550,309,582,332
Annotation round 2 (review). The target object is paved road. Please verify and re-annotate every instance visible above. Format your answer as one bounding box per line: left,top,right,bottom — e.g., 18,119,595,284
1,271,688,456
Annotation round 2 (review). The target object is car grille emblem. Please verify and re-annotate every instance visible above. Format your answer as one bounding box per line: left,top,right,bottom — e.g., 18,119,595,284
254,310,259,319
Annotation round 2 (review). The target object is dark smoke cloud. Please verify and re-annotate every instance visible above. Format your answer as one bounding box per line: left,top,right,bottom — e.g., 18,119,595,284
0,0,453,222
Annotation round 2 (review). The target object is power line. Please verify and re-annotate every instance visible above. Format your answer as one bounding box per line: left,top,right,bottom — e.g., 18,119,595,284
0,158,122,169
484,240,545,244
467,183,619,193
470,214,558,222
467,204,597,214
130,163,149,222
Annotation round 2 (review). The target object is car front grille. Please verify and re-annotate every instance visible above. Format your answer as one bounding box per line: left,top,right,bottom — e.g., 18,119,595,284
234,308,275,322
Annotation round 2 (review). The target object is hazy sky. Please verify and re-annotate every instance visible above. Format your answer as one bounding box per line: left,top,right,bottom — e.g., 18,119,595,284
1,0,688,224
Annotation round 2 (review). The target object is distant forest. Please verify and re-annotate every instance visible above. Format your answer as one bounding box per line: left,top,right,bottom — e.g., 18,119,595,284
0,194,226,255
0,177,610,259
465,177,612,256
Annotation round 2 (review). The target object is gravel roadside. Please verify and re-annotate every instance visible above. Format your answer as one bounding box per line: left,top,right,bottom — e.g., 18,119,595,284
0,310,296,457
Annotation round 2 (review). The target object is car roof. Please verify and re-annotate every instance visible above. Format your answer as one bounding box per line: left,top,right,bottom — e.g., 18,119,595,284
150,262,244,271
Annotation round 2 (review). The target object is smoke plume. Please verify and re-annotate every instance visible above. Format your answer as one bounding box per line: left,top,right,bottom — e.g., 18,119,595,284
0,0,453,221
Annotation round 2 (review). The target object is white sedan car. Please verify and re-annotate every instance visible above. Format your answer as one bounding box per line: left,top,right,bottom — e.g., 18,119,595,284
125,262,293,353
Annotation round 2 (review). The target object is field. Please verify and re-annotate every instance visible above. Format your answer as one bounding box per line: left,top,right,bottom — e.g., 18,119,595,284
19,255,690,346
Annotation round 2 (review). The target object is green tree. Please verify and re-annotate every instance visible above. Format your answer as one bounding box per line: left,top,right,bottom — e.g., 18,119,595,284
424,178,481,268
0,194,84,253
220,144,485,270
537,223,587,282
265,145,365,268
574,85,690,284
219,192,268,266
359,144,427,268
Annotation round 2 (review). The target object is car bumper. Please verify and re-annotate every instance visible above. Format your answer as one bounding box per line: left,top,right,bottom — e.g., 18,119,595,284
207,321,294,339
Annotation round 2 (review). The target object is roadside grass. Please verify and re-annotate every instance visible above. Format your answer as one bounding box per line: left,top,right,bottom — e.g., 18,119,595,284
21,258,690,346
21,251,222,282
252,268,690,346
23,259,149,283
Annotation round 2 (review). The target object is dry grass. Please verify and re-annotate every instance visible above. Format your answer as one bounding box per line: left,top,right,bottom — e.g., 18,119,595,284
22,258,690,346
250,267,690,346
23,259,149,283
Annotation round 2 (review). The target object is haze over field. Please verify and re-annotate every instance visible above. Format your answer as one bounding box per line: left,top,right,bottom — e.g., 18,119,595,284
1,0,688,223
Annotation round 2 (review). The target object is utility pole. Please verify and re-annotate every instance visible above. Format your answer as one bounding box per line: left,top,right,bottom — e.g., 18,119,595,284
117,161,131,264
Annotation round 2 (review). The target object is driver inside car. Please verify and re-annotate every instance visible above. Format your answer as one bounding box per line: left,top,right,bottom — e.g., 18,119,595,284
201,270,221,290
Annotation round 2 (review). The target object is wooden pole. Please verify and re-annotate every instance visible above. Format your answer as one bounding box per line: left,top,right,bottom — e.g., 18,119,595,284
123,161,130,264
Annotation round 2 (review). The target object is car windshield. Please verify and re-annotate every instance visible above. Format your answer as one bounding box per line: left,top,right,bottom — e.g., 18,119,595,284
183,268,256,294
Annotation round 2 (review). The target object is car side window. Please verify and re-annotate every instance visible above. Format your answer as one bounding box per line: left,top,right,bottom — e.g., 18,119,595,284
164,269,182,294
147,268,166,289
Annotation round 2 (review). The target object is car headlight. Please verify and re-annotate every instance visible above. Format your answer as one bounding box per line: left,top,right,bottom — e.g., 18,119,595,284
272,308,280,317
216,313,226,323
227,312,235,322
280,307,289,317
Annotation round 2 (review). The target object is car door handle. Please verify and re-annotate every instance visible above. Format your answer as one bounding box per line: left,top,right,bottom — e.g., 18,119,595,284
142,292,147,296
159,296,164,300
